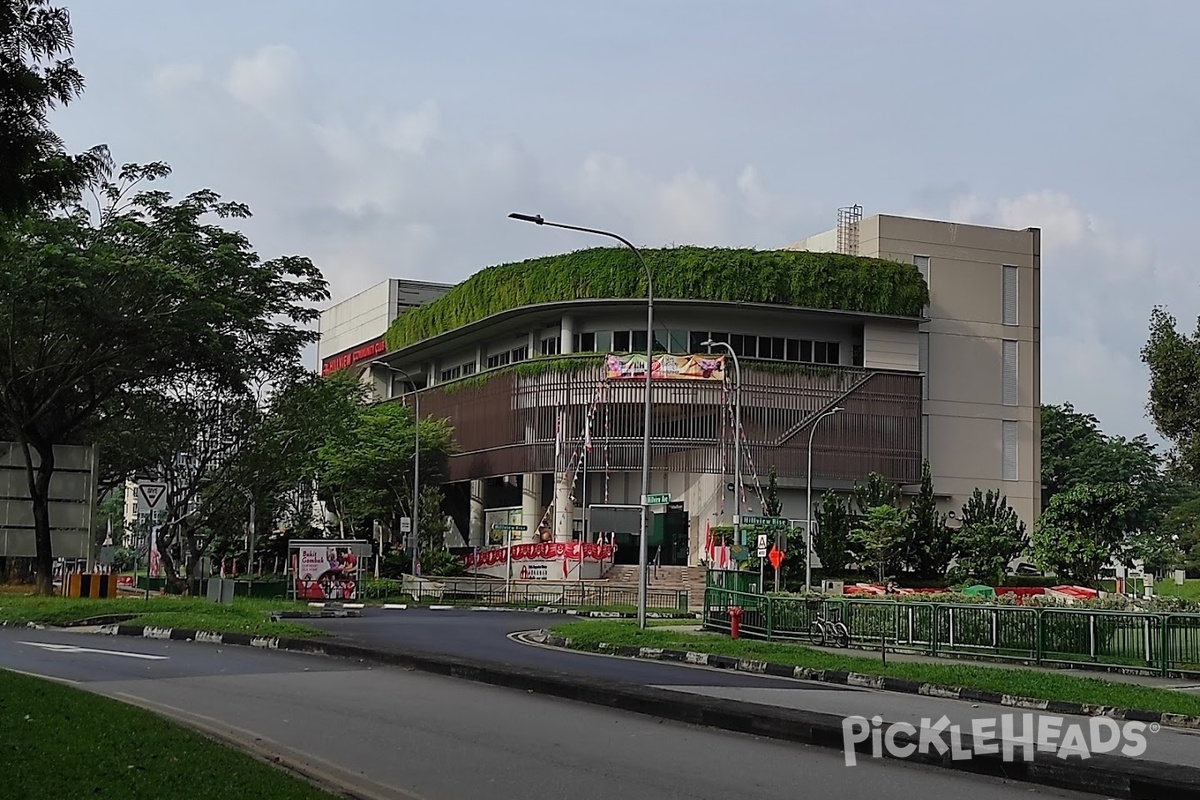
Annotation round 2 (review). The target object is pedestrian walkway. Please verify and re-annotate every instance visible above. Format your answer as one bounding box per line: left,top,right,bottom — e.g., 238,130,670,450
654,624,1200,693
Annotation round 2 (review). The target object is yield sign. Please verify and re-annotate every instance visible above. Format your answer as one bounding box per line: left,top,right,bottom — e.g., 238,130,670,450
768,546,783,570
138,482,167,510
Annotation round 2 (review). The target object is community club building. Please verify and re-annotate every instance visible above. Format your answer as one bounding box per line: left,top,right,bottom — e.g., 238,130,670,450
317,210,1041,572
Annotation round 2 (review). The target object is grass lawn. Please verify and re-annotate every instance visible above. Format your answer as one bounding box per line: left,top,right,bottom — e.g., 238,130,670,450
0,669,338,800
0,594,323,638
550,620,1200,718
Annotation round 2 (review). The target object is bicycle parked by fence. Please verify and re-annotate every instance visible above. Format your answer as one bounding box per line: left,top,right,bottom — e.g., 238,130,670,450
805,600,851,648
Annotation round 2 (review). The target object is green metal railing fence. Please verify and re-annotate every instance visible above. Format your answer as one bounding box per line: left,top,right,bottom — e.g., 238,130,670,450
360,579,690,611
703,587,1200,677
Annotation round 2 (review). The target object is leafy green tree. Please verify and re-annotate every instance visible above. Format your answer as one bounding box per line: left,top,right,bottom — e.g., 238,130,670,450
1163,496,1200,573
949,488,1026,584
1041,402,1170,533
813,491,852,574
0,0,108,216
1142,307,1200,481
0,162,327,593
316,401,455,538
764,465,783,517
414,485,462,577
1031,483,1139,584
850,505,906,582
851,471,899,517
902,460,954,578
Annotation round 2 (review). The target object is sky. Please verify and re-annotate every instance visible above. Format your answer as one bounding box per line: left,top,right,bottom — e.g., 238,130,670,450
49,0,1200,446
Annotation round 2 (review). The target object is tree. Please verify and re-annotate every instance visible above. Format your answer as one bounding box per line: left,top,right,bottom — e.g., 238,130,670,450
903,460,954,578
0,0,107,216
813,491,852,574
0,162,328,593
413,485,462,577
315,401,455,538
949,488,1026,584
850,505,906,583
1031,483,1139,584
1142,307,1200,481
1041,402,1170,533
1163,496,1200,573
764,465,783,517
851,471,899,517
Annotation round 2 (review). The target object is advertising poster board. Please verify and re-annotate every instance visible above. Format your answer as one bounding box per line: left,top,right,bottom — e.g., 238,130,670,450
604,353,725,381
288,539,371,601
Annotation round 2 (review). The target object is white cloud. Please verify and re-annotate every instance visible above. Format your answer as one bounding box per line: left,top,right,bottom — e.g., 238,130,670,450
907,189,1199,443
378,101,439,156
147,63,205,98
226,45,300,108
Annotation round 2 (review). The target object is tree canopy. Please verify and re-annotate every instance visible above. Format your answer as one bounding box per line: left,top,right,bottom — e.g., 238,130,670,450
0,0,107,216
0,162,327,592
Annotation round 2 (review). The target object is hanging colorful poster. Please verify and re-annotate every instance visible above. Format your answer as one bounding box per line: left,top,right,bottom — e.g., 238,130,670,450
288,540,368,601
604,353,725,381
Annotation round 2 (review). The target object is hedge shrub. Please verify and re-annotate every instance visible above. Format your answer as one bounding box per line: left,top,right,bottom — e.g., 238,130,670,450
385,246,929,350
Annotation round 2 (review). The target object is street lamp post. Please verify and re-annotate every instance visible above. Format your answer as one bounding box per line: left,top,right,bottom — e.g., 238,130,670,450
701,339,742,563
805,407,844,593
509,212,654,629
371,362,421,579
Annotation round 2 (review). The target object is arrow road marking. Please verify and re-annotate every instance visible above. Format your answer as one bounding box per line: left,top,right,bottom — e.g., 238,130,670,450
18,641,169,660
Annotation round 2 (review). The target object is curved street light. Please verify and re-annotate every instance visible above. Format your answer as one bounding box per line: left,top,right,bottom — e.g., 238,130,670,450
806,406,844,593
371,361,421,580
701,339,742,560
509,212,655,629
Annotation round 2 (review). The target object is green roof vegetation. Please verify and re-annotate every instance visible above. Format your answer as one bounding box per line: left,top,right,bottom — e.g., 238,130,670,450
384,246,929,351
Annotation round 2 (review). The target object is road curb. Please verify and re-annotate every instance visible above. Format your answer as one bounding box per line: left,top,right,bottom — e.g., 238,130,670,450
534,631,1200,734
92,622,1200,799
355,604,698,618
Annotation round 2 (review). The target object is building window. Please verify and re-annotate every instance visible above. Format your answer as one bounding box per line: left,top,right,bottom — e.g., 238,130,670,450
462,361,477,375
1003,265,1018,326
1002,340,1018,406
919,332,929,400
686,330,841,365
440,365,462,382
486,350,511,369
852,343,864,367
511,345,529,363
922,415,930,460
914,255,931,316
1003,420,1018,481
612,330,631,352
540,336,561,356
667,330,689,354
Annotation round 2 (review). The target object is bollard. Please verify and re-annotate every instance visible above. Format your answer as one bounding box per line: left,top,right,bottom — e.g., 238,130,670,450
729,606,743,639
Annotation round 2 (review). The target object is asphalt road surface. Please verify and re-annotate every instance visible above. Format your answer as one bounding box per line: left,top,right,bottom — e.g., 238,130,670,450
1,627,1103,800
304,608,1200,766
302,608,822,688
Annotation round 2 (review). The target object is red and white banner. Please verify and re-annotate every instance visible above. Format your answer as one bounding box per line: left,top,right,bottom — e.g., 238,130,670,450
461,542,614,569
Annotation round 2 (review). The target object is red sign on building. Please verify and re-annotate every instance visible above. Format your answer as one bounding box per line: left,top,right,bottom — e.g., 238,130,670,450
321,337,387,376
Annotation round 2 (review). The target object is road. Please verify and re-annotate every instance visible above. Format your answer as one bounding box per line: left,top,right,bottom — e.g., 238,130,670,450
1,626,1101,800
303,608,1200,766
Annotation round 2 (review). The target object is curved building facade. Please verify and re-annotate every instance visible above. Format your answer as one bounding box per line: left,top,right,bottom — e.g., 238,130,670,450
321,212,1041,568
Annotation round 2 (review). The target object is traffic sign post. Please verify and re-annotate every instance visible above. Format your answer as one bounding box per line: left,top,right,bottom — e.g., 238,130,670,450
491,523,528,602
756,534,769,593
742,515,788,530
769,545,784,592
138,482,167,511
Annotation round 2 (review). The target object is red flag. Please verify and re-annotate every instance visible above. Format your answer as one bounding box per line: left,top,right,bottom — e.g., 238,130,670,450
563,550,570,579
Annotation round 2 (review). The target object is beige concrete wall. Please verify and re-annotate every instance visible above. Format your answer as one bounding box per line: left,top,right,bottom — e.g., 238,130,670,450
862,320,919,371
317,280,395,362
869,215,1041,529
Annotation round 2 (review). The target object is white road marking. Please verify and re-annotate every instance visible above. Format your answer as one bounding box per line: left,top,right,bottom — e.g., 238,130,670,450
18,641,169,660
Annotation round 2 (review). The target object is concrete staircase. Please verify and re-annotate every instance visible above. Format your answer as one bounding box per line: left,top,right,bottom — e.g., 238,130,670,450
602,564,705,612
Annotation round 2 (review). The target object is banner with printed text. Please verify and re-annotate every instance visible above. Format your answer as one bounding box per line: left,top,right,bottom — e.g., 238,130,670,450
605,353,725,381
290,542,362,601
